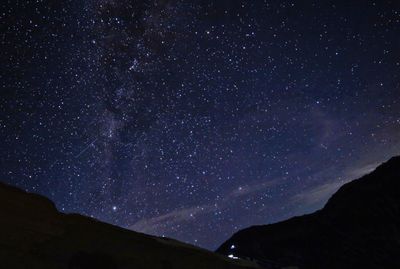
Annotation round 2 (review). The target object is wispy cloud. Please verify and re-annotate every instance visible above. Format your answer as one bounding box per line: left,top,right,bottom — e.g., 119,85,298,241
344,162,379,179
291,181,344,208
130,205,214,234
130,178,283,235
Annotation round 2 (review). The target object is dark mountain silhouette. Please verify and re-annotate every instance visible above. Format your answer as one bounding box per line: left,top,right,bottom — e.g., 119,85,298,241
217,156,400,269
0,182,259,269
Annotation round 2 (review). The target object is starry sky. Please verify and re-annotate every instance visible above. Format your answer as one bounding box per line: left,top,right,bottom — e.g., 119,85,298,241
1,0,400,249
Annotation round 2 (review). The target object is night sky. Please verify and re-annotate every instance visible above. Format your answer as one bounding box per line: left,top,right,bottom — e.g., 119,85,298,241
1,0,400,249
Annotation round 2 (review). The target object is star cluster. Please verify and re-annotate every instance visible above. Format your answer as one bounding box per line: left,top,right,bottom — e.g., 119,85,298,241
1,0,400,249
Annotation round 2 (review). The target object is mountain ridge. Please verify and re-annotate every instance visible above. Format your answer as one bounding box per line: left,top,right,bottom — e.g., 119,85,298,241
0,181,259,269
217,156,400,269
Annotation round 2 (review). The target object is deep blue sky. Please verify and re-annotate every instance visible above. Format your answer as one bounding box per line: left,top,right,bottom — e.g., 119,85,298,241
1,0,399,249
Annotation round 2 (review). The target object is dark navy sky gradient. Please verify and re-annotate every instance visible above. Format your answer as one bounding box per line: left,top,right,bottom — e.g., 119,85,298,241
1,0,400,249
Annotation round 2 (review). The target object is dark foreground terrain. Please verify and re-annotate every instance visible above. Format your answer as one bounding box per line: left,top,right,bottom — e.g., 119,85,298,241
218,156,400,269
0,182,258,269
2,157,399,269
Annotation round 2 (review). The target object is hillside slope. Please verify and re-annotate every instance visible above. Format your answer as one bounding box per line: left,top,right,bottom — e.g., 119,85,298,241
0,182,258,269
217,157,400,269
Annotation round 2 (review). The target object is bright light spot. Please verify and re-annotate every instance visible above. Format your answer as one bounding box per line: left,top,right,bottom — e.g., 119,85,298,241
230,244,236,250
228,254,239,260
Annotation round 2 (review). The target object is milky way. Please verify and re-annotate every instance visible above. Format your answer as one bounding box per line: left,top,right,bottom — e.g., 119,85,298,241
1,0,400,249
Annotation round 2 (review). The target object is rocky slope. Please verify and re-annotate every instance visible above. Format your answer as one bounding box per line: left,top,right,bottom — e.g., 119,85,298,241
217,156,400,269
0,182,258,269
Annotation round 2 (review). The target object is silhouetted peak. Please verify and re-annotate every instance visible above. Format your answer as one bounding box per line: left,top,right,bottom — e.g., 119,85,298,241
0,182,258,269
217,156,400,269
